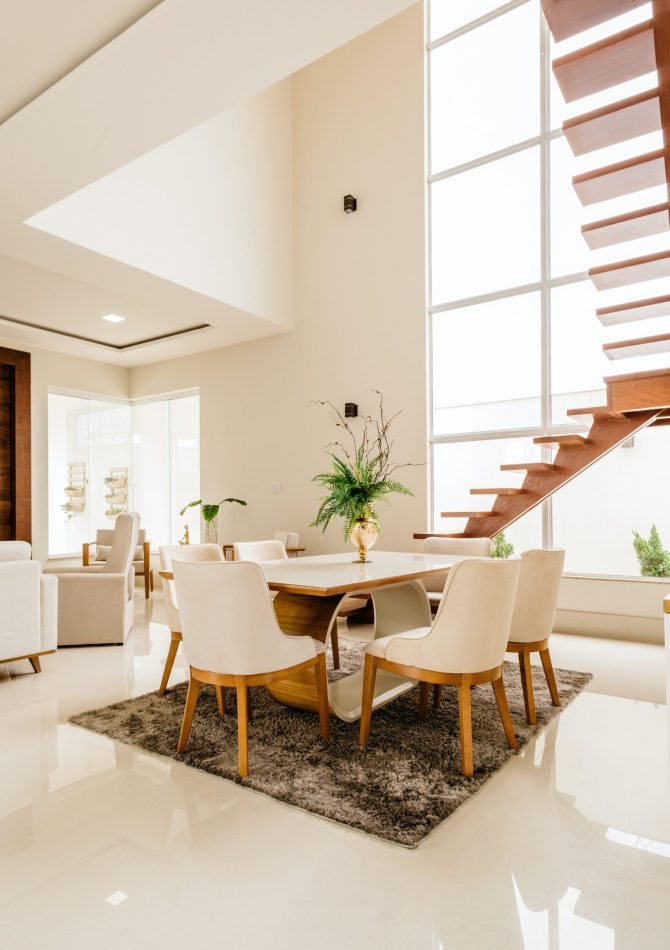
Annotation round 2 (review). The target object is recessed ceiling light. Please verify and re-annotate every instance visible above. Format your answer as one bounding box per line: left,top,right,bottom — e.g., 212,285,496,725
102,313,125,323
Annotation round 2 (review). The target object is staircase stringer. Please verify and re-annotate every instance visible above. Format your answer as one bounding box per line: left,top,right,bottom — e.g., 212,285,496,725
461,410,662,539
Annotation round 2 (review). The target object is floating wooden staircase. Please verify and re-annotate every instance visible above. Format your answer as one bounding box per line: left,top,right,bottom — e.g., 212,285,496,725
416,0,670,544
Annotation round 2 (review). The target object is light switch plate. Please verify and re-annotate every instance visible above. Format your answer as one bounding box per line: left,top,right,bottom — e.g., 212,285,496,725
271,483,281,493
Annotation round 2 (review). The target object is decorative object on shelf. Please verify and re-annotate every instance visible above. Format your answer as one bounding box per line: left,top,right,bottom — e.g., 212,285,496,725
179,497,247,545
179,524,190,545
311,390,415,563
491,531,514,559
103,467,129,519
633,525,670,578
61,462,86,522
343,194,357,214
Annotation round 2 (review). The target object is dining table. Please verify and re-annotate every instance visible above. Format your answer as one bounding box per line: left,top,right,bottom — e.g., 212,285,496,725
258,550,466,722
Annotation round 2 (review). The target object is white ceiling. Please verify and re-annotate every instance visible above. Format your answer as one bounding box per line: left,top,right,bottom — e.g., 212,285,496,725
0,0,415,367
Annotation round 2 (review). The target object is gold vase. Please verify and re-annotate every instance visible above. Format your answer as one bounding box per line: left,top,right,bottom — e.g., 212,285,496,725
349,518,378,563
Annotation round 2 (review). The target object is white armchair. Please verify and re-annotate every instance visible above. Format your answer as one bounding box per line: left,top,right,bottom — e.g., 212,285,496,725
48,512,140,646
0,542,57,673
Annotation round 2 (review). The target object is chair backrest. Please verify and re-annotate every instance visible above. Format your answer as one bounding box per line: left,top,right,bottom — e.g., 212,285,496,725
421,536,491,593
0,541,32,562
95,527,146,562
159,543,225,621
274,531,299,548
172,560,314,675
233,539,288,562
102,512,140,575
387,558,519,674
508,549,565,645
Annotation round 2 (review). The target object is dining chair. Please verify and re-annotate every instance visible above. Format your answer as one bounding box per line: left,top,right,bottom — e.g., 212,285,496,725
234,539,341,670
359,557,520,777
172,560,330,776
158,543,225,697
421,536,492,613
506,549,565,725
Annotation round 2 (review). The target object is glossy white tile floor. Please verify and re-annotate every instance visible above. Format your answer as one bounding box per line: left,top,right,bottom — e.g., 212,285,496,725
1,592,669,950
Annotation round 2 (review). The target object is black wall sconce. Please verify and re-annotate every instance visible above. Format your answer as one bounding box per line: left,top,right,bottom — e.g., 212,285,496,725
343,194,357,214
344,402,358,418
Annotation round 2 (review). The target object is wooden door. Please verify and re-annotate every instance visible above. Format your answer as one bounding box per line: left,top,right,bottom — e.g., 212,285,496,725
0,348,31,542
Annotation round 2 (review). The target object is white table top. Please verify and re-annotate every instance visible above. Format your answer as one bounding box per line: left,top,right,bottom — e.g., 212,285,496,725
259,550,466,597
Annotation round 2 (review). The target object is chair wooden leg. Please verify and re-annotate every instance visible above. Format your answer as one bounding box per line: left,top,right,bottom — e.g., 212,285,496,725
315,653,331,741
158,633,180,696
458,680,473,778
144,570,150,599
359,655,377,746
519,649,536,725
418,682,430,720
433,684,443,710
492,676,519,752
330,627,340,671
215,685,225,716
539,647,561,707
177,675,201,753
28,655,41,674
237,684,249,777
150,569,154,592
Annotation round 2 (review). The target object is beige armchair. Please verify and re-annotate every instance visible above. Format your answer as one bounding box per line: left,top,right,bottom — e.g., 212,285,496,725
0,542,58,673
83,527,153,598
49,512,140,646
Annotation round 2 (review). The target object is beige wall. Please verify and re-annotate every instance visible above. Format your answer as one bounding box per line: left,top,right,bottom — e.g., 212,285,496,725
0,335,130,562
131,5,427,554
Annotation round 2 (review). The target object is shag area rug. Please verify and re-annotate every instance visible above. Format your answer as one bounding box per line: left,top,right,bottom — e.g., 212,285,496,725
70,639,591,847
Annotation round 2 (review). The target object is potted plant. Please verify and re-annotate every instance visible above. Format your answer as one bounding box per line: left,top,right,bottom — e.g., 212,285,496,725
632,525,670,577
311,391,415,562
179,497,247,543
491,531,514,559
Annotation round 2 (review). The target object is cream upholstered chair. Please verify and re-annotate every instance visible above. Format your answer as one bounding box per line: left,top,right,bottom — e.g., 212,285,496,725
421,536,492,612
158,543,225,696
274,531,300,556
48,512,140,646
507,549,565,725
83,526,153,598
233,539,288,562
359,558,520,777
234,539,341,670
0,543,57,673
172,560,330,776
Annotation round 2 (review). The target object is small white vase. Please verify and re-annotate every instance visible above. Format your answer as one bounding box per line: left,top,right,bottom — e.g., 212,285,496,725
349,518,379,563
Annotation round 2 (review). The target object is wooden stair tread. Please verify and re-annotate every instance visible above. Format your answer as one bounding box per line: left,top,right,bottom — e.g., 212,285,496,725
541,0,649,42
413,533,466,540
566,405,626,418
597,294,670,326
604,332,670,360
533,434,591,447
500,462,557,472
650,416,670,426
552,21,656,102
469,487,526,495
563,89,661,156
440,511,493,519
573,149,665,205
606,367,670,412
590,250,670,290
582,202,670,250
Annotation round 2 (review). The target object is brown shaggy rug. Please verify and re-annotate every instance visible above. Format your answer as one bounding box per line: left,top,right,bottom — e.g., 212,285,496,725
70,638,591,847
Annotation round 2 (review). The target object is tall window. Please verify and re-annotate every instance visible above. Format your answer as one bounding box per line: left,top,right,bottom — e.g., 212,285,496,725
48,392,200,556
428,0,670,576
